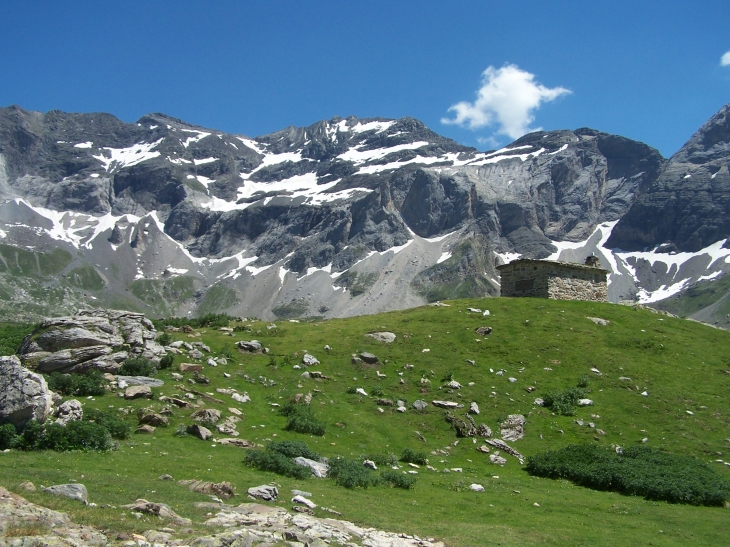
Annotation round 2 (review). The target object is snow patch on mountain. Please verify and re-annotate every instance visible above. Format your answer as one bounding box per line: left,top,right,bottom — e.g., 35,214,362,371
92,139,163,172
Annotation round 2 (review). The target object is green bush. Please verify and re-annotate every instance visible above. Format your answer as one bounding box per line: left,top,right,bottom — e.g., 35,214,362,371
370,385,385,397
381,469,418,489
280,404,327,436
83,409,131,440
400,448,429,466
158,354,174,369
0,423,18,450
14,420,112,452
0,323,34,355
153,313,234,330
542,386,586,416
526,444,730,506
577,375,591,388
45,370,106,397
157,332,172,346
328,457,381,488
268,440,320,460
119,357,156,377
244,449,312,479
365,453,398,467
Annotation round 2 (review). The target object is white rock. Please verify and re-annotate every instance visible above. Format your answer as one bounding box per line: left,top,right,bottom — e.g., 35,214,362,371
292,494,317,508
577,399,593,406
356,388,368,397
469,484,485,492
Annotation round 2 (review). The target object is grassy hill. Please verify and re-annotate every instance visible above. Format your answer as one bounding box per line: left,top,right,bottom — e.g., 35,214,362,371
1,297,729,546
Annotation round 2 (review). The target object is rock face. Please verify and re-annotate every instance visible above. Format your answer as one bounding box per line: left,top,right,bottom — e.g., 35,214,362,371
608,103,730,253
500,414,526,441
0,355,55,428
18,309,165,374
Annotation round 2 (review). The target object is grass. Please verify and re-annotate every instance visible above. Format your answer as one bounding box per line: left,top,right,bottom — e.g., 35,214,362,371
0,297,729,545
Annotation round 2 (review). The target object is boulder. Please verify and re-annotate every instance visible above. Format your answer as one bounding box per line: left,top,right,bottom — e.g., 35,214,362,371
179,480,234,499
359,352,379,364
138,413,168,427
116,376,164,387
500,414,526,441
489,453,507,465
302,354,320,366
292,494,317,509
366,332,396,343
187,424,213,440
121,499,191,525
188,349,204,360
578,399,594,406
125,385,153,399
43,483,88,504
475,326,492,336
412,400,428,411
469,402,480,415
432,400,459,409
135,425,156,434
237,340,263,353
293,457,329,478
363,460,377,470
587,317,609,326
179,363,203,372
191,409,221,424
54,399,83,426
0,355,54,428
486,439,525,464
469,484,485,492
248,485,278,501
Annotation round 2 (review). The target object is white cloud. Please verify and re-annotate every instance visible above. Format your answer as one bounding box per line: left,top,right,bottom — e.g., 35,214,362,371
441,64,571,139
721,51,730,66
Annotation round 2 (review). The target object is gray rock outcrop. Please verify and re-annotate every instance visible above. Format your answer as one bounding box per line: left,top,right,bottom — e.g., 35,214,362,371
0,355,55,428
500,414,526,441
293,457,329,478
19,309,165,374
43,483,88,504
54,399,83,426
366,332,396,343
248,485,278,501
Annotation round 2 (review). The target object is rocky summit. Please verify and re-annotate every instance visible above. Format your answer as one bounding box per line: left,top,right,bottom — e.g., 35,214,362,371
1,103,730,324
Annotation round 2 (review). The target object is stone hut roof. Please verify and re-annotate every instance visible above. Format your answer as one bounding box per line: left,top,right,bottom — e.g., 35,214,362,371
496,258,609,274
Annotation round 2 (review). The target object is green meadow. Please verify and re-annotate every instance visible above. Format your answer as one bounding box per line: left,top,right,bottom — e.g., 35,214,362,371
1,297,729,546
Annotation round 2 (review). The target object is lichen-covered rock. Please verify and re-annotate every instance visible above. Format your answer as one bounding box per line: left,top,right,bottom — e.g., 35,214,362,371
54,399,83,426
0,355,55,428
43,483,88,504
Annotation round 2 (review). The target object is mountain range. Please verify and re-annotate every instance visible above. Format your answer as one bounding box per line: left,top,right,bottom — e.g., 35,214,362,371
0,102,729,325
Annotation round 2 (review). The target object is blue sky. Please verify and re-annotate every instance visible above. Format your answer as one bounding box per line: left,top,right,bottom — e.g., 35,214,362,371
1,1,729,157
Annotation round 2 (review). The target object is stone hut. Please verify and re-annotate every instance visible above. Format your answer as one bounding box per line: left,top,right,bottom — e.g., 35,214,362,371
496,256,608,302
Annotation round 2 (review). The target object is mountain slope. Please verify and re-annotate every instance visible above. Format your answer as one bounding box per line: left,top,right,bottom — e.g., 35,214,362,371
2,103,729,321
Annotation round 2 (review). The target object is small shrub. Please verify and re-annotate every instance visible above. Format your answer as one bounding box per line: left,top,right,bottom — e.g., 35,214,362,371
381,470,417,489
268,440,320,460
282,405,327,436
577,375,591,388
83,409,131,440
542,386,586,416
346,386,358,395
45,370,106,397
119,357,156,377
0,423,18,450
400,448,428,466
173,424,188,437
244,449,312,479
526,444,730,506
158,354,174,369
15,420,112,452
157,332,172,346
15,420,46,450
442,371,454,382
328,457,381,488
365,453,398,467
370,385,385,397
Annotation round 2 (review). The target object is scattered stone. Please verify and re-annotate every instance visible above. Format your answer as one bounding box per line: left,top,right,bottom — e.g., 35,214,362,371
397,405,406,413
237,340,263,353
17,481,36,492
359,352,379,364
158,474,174,481
486,439,525,464
43,483,88,504
363,460,377,470
216,422,238,436
139,413,168,427
641,391,649,397
179,480,234,499
179,363,203,372
159,395,191,408
534,398,545,406
577,399,594,406
619,376,632,381
432,400,459,409
214,438,258,448
475,326,492,336
500,414,526,441
469,402,480,415
187,424,213,440
587,317,609,326
366,332,396,343
476,424,492,437
124,385,152,399
596,429,607,435
206,358,217,367
533,502,541,507
412,400,428,411
135,425,156,434
466,359,476,366
121,499,191,525
228,407,243,416
447,380,462,389
467,308,482,313
477,445,490,454
355,388,368,396
291,489,312,498
430,301,450,306
590,367,602,375
324,344,331,351
377,398,394,406
508,377,517,383
54,399,83,426
489,453,507,464
248,485,278,501
293,457,329,478
302,353,320,366
232,392,251,403
292,495,317,509
469,484,485,492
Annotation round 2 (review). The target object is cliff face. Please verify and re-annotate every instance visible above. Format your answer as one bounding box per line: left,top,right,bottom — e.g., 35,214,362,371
1,103,728,323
